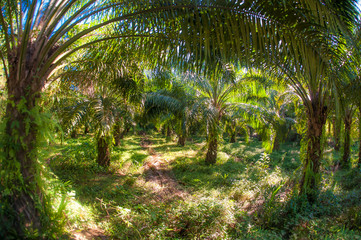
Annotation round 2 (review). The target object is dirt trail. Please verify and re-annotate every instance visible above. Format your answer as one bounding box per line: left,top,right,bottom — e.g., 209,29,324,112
141,136,190,202
71,227,108,240
71,136,189,239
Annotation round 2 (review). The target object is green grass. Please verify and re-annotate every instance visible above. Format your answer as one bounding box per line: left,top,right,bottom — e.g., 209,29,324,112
41,134,361,239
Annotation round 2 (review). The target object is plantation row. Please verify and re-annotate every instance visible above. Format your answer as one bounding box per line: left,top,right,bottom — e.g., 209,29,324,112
0,0,361,238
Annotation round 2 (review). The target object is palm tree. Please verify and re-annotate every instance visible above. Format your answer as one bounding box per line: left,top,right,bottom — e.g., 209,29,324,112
241,76,298,151
337,84,357,168
223,112,249,143
0,0,179,232
144,78,193,146
227,1,358,202
62,39,143,146
343,14,361,167
61,87,129,167
60,39,144,164
186,67,241,164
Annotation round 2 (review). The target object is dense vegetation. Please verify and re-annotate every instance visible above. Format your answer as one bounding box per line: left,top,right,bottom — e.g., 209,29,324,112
39,134,361,239
0,0,361,239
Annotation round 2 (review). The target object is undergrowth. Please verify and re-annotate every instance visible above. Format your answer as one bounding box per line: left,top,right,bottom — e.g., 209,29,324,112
36,134,361,239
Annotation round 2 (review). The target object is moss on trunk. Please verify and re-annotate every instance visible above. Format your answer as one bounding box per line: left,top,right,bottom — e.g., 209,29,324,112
299,102,327,203
2,71,44,235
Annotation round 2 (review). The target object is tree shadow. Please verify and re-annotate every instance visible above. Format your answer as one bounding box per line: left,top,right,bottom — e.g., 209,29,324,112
48,135,195,239
46,133,361,239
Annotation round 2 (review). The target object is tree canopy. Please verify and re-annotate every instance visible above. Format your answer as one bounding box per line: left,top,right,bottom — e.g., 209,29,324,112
0,0,360,238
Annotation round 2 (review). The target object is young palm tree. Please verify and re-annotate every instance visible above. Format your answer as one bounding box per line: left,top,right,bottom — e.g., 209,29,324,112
187,67,241,164
61,87,128,167
144,78,193,146
337,85,357,168
242,77,298,151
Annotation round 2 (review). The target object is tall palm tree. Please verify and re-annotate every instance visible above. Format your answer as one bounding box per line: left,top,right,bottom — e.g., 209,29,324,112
0,0,161,230
0,1,156,234
343,13,361,166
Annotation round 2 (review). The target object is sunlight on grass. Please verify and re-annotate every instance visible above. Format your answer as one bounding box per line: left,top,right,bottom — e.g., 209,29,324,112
41,133,361,239
66,194,96,229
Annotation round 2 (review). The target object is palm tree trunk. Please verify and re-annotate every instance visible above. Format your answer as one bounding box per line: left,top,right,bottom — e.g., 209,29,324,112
299,102,327,202
114,123,122,146
84,123,89,135
97,137,111,167
177,135,186,146
166,126,172,142
342,113,352,167
333,116,341,151
3,72,44,235
230,131,236,143
167,126,171,138
70,129,77,138
205,132,218,165
273,132,281,151
120,127,130,139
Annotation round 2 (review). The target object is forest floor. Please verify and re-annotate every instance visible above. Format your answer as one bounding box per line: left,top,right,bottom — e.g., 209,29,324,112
44,133,361,239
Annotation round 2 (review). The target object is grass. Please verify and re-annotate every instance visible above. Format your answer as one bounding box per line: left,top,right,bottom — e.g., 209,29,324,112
41,134,361,239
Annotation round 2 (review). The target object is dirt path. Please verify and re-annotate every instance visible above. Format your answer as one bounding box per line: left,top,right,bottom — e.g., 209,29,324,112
71,228,108,240
140,136,190,202
70,136,189,239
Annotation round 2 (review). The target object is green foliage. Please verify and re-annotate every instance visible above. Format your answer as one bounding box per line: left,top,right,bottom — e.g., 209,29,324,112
0,197,17,239
0,103,68,239
1,0,360,238
15,133,359,239
344,206,361,231
339,167,361,190
49,138,103,175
